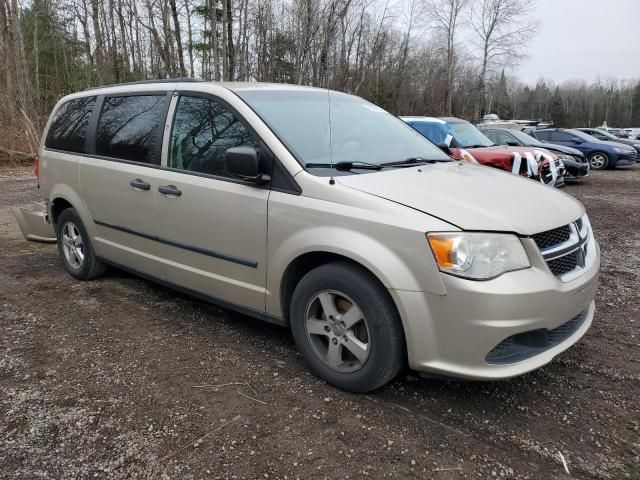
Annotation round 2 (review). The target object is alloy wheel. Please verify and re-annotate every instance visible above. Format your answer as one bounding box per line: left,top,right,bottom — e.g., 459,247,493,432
304,290,371,373
61,221,84,269
590,154,607,169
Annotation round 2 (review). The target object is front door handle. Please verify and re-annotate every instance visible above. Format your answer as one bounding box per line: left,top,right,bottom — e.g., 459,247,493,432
158,185,182,197
130,178,150,191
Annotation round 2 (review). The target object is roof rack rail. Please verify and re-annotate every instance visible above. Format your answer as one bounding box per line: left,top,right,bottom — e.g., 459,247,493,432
84,77,205,91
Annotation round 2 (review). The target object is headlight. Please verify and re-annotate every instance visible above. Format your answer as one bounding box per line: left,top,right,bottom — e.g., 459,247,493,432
613,146,634,154
634,144,640,148
427,232,530,280
559,154,574,163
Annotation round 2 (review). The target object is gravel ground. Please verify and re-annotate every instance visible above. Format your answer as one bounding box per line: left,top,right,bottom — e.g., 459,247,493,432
0,167,639,479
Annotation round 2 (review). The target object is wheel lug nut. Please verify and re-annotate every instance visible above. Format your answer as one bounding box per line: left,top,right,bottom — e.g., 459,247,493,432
331,338,338,345
343,335,348,342
340,321,346,327
324,326,330,332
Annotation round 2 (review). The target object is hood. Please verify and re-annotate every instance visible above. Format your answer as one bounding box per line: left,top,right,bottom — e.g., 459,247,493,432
466,145,559,160
618,138,640,147
535,143,583,156
603,139,637,151
337,162,584,235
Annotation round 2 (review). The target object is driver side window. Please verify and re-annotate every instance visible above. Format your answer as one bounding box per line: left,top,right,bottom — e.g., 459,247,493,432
169,95,259,177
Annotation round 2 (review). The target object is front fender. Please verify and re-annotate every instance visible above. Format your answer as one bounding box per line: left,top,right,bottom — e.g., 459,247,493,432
266,225,446,319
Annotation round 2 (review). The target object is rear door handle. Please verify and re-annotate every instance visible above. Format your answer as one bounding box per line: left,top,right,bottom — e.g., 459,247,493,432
130,178,150,191
158,185,182,197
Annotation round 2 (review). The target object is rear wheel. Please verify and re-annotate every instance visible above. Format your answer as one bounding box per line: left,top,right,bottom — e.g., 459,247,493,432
588,152,609,170
55,208,107,280
290,261,405,392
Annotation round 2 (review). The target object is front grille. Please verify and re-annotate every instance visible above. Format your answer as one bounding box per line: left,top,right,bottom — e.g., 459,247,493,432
485,309,589,365
547,250,579,276
539,160,566,186
532,218,591,281
532,225,571,250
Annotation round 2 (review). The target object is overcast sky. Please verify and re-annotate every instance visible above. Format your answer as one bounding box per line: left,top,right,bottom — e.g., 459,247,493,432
517,0,640,85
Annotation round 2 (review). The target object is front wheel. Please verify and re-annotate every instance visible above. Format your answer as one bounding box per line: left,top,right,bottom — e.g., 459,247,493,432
290,261,405,392
588,152,610,170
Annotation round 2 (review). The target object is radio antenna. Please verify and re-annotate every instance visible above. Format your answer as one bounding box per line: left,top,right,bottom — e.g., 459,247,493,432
327,88,335,185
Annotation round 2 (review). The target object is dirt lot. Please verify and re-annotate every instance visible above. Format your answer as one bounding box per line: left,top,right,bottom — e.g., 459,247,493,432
1,166,638,480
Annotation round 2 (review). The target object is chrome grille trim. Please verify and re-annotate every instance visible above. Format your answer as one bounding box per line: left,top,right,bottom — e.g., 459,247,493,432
532,216,595,282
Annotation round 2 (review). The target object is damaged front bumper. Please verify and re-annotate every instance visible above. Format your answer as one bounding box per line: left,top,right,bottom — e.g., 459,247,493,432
12,203,56,242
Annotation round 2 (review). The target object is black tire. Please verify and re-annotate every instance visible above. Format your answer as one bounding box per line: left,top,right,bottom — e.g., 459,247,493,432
290,261,405,392
588,152,610,170
55,208,107,280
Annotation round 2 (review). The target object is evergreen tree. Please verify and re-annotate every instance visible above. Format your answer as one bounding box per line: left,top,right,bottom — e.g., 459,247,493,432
550,87,566,127
632,83,640,126
493,70,512,119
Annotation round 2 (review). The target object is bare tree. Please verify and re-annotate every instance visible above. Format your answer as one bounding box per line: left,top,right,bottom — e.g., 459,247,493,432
423,0,469,115
469,0,539,119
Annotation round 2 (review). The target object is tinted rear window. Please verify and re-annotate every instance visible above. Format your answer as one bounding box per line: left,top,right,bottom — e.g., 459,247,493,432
96,95,166,164
45,97,96,152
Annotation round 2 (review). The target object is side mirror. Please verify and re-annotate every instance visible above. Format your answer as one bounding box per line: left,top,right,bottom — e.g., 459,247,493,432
506,140,520,146
571,138,583,144
436,143,452,155
225,146,270,184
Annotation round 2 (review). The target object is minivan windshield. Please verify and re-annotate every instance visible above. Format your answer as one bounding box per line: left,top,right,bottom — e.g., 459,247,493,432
235,89,451,170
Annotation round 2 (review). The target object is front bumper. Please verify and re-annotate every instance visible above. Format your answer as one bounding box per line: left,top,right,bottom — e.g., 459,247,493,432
562,158,589,179
614,151,638,166
397,240,600,380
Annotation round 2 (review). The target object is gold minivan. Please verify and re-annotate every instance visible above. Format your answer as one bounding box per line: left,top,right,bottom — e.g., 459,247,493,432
38,80,600,392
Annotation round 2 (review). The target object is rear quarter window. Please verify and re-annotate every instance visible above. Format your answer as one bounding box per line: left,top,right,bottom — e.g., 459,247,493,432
45,96,96,152
96,95,166,164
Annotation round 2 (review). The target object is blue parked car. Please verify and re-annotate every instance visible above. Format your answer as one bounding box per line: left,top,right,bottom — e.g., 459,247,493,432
532,128,638,170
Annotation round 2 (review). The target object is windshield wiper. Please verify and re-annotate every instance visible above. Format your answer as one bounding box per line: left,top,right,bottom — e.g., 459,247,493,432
380,157,443,168
305,161,383,171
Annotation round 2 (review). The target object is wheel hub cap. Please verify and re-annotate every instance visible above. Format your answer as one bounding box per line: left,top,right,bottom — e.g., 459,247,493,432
331,322,345,336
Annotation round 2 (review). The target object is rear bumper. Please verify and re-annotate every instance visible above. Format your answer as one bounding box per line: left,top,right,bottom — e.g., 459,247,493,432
397,241,600,380
11,203,56,242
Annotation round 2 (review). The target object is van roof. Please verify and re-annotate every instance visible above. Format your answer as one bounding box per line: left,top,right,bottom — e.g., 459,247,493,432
81,78,329,94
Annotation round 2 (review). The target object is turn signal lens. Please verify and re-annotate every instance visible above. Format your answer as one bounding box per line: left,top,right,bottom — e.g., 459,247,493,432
428,236,454,268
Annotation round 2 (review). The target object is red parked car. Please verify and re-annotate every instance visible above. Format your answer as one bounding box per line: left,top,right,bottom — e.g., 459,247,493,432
401,116,566,188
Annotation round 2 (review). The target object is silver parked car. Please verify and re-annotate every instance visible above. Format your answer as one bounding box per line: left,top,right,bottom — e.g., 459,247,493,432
37,80,600,392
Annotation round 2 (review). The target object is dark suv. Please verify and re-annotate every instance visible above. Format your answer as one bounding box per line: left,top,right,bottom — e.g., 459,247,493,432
481,127,589,181
532,129,638,170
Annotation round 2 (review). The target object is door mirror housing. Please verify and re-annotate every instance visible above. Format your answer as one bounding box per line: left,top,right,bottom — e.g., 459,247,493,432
225,147,270,184
506,140,520,147
571,137,583,144
436,143,452,155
